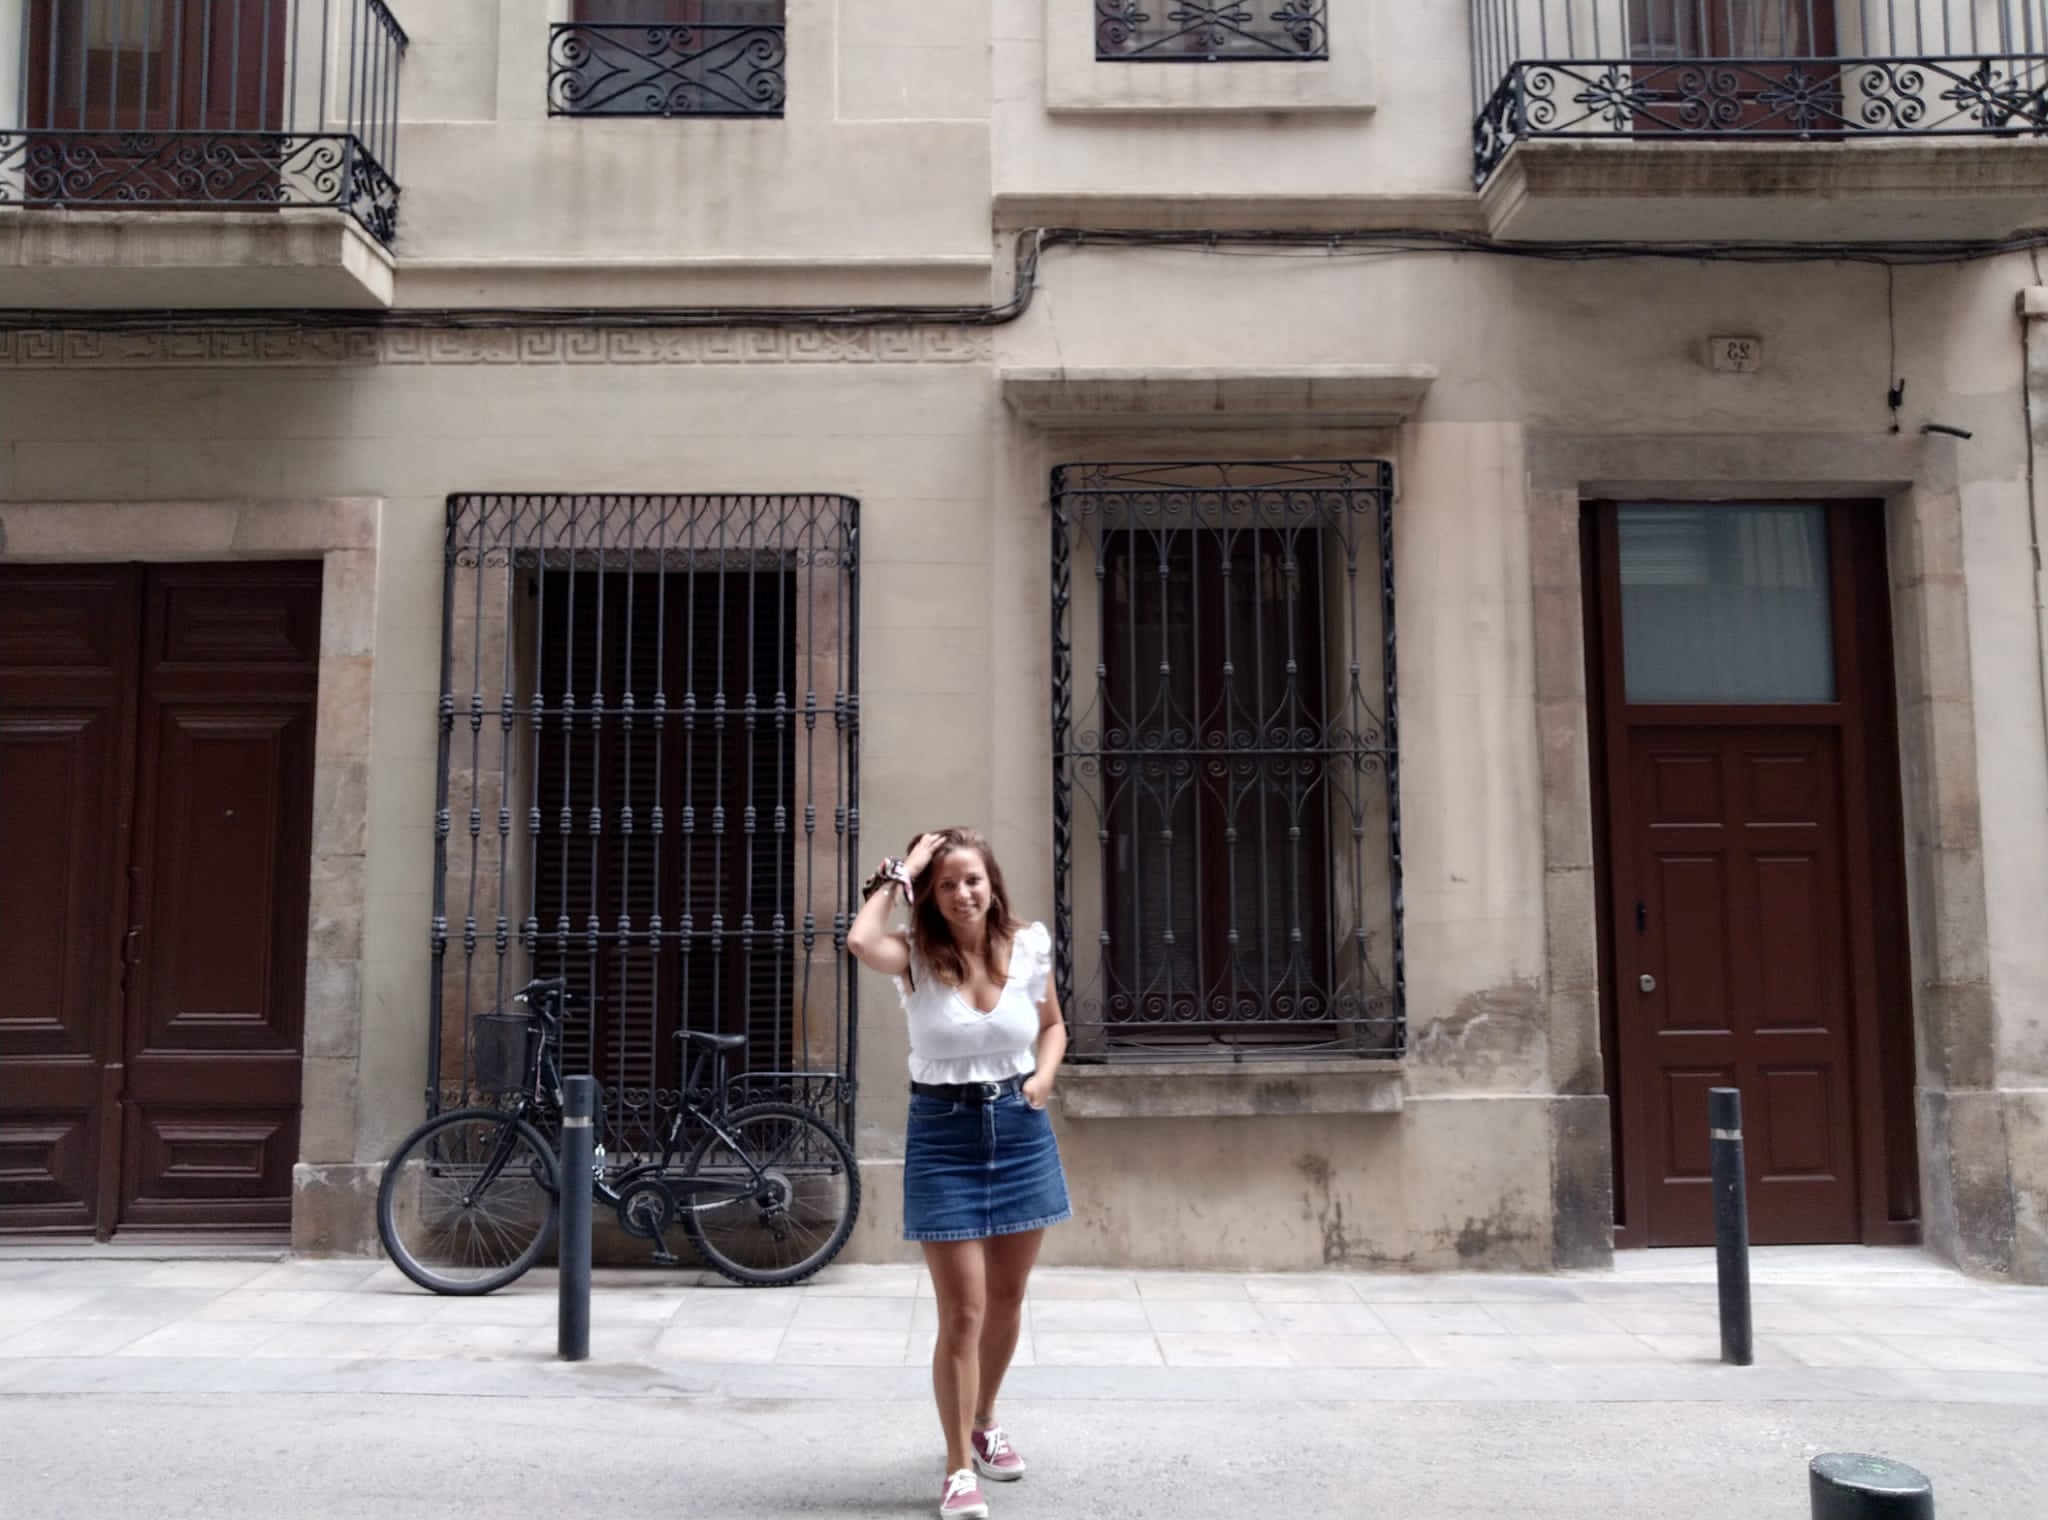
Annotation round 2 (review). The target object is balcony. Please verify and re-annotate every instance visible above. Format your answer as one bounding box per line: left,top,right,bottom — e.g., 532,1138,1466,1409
1471,1,2048,241
1,0,406,308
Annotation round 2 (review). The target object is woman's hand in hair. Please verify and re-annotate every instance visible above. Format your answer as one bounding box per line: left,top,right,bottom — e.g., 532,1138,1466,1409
905,831,947,879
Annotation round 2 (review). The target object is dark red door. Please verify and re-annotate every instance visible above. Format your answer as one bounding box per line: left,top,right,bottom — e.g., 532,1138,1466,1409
1627,726,1859,1243
1592,500,1917,1249
0,563,319,1237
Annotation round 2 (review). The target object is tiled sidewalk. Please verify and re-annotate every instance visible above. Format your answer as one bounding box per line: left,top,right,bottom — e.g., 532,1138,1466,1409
2,1245,2046,1399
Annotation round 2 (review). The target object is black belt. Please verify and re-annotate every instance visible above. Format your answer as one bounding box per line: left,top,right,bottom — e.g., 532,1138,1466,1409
911,1074,1028,1104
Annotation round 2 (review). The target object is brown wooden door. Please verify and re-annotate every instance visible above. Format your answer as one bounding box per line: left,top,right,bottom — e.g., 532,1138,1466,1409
1629,1,1840,135
25,0,288,208
1627,725,1858,1243
0,568,141,1233
28,0,288,130
0,562,318,1237
1593,500,1917,1249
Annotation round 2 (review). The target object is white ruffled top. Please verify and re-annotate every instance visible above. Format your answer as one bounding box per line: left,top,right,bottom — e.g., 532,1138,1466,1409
893,921,1052,1085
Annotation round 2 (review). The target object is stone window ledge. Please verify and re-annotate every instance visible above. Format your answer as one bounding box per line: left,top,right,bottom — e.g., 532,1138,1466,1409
1056,1059,1404,1119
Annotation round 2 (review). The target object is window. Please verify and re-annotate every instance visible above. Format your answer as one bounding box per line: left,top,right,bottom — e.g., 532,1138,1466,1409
1095,0,1330,62
549,0,787,117
530,567,800,1092
431,495,858,1153
1051,462,1403,1061
1617,503,1836,704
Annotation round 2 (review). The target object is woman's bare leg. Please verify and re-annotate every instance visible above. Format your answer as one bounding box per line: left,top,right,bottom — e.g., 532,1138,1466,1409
974,1227,1044,1430
922,1240,988,1473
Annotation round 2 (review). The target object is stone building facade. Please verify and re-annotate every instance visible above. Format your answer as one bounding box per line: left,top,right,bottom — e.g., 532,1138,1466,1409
3,0,2047,1280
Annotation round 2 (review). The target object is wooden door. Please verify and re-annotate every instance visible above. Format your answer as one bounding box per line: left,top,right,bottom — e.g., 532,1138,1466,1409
0,569,141,1233
28,0,287,129
25,1,288,206
1592,501,1917,1249
1626,726,1858,1243
0,562,318,1237
1629,0,1840,134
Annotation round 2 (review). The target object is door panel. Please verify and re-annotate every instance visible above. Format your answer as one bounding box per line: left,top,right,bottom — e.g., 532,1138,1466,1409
0,562,316,1237
142,712,300,1045
121,565,317,1230
0,568,139,1232
1628,725,1858,1244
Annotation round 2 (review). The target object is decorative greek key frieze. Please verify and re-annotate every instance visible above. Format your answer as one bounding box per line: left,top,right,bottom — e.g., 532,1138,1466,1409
0,325,995,368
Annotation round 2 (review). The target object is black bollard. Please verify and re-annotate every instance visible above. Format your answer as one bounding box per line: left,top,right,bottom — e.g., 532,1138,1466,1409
1708,1085,1753,1366
1810,1453,1934,1519
558,1074,596,1362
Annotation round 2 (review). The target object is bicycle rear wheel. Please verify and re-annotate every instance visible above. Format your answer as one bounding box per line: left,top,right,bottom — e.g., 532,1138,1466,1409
682,1102,860,1287
377,1108,560,1295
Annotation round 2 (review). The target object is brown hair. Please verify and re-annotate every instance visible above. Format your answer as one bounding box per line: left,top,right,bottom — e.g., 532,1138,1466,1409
904,827,1023,990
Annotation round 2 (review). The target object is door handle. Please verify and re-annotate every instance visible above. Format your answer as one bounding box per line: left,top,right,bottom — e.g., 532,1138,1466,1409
1639,973,1657,994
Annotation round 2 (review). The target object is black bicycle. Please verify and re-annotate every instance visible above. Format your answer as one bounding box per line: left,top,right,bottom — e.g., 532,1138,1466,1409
377,978,860,1294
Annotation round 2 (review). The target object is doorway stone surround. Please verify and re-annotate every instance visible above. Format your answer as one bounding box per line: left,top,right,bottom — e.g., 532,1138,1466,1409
1520,433,2033,1280
0,497,381,1249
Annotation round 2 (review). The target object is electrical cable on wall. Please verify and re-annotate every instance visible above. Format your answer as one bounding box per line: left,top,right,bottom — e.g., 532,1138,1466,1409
5,224,2048,335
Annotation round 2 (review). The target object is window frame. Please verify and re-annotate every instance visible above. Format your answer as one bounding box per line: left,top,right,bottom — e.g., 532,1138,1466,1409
1047,0,1375,114
1050,460,1405,1064
1094,0,1331,64
548,0,788,118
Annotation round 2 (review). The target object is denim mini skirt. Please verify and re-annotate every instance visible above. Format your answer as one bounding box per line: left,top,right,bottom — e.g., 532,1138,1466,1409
902,1088,1073,1244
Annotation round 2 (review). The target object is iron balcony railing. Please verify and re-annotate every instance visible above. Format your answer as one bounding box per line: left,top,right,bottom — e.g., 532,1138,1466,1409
1095,1,1329,61
1473,0,2048,183
548,9,787,118
3,0,406,243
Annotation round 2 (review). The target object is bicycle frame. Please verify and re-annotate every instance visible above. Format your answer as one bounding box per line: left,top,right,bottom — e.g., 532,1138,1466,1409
485,979,794,1219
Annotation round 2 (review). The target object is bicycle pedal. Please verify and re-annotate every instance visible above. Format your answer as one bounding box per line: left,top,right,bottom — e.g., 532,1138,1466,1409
650,1250,680,1267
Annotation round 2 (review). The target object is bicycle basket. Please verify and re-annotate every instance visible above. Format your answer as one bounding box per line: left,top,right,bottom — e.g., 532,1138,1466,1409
470,1010,537,1096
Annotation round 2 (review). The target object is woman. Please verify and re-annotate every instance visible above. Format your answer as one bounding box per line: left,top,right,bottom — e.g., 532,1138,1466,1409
846,827,1071,1520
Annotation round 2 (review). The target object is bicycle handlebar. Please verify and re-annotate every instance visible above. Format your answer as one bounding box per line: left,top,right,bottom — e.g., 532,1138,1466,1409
514,978,603,1010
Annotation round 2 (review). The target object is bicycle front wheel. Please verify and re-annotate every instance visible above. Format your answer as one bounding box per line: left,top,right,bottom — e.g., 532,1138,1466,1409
682,1102,860,1287
377,1108,560,1295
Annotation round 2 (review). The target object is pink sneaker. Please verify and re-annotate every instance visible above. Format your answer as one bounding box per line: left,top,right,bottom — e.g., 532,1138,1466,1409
972,1425,1025,1482
940,1469,988,1518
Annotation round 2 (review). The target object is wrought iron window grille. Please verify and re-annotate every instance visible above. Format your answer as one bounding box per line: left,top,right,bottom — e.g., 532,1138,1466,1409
2,0,407,243
431,493,861,1155
1096,0,1329,62
1050,462,1403,1064
1472,0,2048,185
548,17,787,118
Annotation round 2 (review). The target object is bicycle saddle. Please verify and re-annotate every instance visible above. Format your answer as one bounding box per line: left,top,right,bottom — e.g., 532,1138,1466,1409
677,1029,747,1051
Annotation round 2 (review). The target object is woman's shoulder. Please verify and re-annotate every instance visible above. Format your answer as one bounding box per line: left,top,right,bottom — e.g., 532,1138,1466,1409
1013,921,1051,955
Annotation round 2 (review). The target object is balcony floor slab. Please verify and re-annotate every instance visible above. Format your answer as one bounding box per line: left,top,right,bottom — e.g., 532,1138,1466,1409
0,210,395,311
1480,139,2048,244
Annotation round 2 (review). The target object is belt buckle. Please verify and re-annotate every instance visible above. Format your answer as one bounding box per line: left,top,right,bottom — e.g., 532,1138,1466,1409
977,1081,1001,1103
